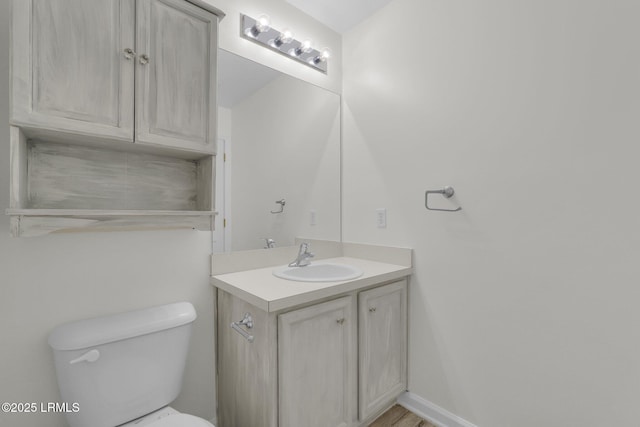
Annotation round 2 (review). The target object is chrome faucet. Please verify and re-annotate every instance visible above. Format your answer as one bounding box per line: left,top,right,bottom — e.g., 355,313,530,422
288,242,314,267
263,238,276,249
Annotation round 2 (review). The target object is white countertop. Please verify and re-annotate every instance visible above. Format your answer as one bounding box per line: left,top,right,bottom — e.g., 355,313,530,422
210,256,413,313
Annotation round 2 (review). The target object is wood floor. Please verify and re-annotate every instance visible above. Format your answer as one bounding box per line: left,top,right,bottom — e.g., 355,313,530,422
368,404,436,427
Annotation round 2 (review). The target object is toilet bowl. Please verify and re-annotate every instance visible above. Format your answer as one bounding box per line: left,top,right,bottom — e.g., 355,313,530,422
48,302,213,427
121,406,214,427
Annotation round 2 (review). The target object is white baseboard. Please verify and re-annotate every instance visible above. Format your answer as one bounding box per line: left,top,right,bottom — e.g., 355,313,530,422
397,392,478,427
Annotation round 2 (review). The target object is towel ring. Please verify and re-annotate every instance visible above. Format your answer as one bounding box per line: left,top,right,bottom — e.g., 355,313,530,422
425,186,462,212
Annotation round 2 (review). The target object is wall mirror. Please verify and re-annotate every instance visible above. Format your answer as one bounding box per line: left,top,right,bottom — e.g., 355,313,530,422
214,49,341,252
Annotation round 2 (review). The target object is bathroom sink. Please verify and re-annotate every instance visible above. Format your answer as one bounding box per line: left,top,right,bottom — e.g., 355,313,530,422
273,263,363,282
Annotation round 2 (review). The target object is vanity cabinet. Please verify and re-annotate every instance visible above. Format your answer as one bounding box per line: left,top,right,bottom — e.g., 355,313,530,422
217,279,408,427
279,296,357,427
12,0,218,154
8,0,222,236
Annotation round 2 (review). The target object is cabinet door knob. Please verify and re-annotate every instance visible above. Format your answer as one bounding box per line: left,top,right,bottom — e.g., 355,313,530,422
369,307,377,312
336,318,345,325
139,54,150,65
123,48,136,60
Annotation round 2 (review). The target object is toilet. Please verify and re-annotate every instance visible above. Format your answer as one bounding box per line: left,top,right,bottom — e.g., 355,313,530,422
48,302,214,427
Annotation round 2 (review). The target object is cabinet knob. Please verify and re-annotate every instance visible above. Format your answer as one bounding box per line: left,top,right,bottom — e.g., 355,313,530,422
336,318,345,325
139,54,150,65
369,307,377,312
123,48,136,60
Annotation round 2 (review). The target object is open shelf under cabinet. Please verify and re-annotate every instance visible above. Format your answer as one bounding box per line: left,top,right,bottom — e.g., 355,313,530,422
8,126,216,237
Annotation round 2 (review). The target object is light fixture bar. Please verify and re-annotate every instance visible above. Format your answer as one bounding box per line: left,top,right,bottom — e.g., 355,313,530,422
240,14,329,74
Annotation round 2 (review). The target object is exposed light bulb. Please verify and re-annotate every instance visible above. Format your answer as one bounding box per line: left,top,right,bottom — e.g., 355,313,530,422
300,40,313,53
245,14,271,38
270,28,294,48
311,47,331,64
279,29,294,44
256,14,271,32
291,39,313,57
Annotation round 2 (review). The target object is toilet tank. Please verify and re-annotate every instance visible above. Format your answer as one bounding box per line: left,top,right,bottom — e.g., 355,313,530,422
48,302,197,427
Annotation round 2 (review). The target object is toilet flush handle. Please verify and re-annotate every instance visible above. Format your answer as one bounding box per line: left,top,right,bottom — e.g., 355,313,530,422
69,349,100,365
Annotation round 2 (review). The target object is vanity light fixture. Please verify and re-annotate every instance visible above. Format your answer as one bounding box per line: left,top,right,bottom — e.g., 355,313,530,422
240,14,329,74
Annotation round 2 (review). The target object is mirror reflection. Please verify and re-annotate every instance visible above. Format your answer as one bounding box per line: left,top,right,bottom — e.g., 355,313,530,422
214,50,341,252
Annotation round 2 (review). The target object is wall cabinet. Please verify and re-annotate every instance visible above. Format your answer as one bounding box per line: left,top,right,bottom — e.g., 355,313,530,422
135,0,217,152
8,0,222,236
11,0,218,154
11,0,135,142
217,279,407,427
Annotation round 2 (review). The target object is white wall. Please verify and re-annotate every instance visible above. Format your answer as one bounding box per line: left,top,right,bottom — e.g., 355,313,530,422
0,1,216,426
230,75,341,250
343,0,640,426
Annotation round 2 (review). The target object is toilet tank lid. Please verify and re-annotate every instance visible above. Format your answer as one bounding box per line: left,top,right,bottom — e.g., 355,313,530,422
48,302,197,351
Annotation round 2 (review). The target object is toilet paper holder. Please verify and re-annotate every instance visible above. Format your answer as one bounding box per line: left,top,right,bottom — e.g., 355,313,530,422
231,312,254,343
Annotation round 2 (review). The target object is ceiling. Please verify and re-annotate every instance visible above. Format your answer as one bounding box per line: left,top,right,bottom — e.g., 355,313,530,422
284,0,394,34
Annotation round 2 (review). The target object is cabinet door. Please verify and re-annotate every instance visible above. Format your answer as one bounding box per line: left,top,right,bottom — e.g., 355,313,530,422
279,296,357,427
359,280,408,421
135,0,218,154
11,0,135,141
